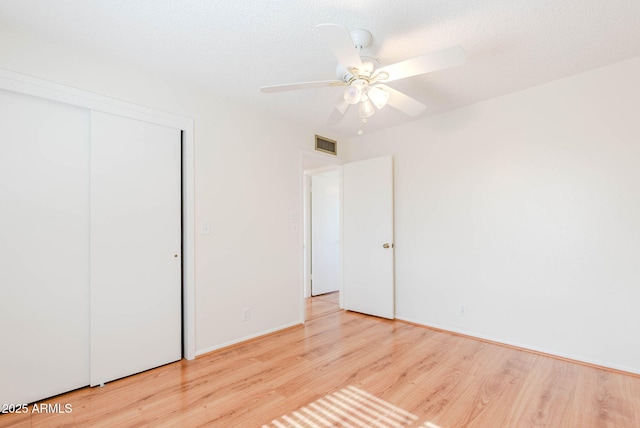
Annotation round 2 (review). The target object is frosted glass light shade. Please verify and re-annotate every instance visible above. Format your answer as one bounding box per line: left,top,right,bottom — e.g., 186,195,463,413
368,86,389,109
359,96,375,118
344,86,362,105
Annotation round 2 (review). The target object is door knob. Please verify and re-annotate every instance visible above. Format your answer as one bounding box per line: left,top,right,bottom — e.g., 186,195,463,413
383,243,393,249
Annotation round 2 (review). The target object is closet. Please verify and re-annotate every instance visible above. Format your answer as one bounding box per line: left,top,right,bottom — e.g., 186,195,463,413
0,87,183,404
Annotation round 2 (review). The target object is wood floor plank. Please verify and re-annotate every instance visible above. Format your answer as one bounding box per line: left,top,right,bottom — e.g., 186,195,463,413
570,368,638,428
2,293,640,427
505,357,578,427
0,413,30,428
625,373,640,427
425,346,531,427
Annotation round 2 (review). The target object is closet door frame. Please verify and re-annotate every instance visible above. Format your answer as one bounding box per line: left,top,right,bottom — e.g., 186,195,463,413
0,68,197,360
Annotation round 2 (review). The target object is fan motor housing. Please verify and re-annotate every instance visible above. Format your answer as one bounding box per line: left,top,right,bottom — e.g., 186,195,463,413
336,57,379,82
350,29,372,49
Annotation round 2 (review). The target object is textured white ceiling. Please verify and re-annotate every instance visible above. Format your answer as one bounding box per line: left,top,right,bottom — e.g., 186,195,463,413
1,0,639,138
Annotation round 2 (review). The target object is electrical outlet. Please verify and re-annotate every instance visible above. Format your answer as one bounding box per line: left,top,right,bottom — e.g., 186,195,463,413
242,307,250,322
460,305,466,316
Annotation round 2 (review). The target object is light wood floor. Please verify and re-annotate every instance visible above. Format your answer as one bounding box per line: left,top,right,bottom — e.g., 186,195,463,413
2,292,640,427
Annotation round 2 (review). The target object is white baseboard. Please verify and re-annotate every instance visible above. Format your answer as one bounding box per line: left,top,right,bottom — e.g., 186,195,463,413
396,316,640,376
195,321,303,357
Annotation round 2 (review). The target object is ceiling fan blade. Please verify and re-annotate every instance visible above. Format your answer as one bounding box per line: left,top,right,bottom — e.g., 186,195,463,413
377,84,426,116
327,98,350,125
261,80,346,93
376,46,465,83
316,24,363,71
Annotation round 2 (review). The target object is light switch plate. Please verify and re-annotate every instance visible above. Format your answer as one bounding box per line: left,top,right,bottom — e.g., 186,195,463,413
201,222,211,235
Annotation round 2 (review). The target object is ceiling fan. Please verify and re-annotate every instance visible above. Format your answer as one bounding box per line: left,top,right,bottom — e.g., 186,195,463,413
260,24,465,130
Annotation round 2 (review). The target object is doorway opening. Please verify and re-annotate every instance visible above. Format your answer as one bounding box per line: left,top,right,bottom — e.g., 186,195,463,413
309,168,341,298
301,152,343,321
306,291,340,321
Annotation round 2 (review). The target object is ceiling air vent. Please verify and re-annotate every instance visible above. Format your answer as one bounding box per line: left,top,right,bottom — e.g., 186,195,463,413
315,135,337,155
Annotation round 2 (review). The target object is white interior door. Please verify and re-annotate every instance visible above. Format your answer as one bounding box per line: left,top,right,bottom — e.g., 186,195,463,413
0,90,91,404
343,155,395,319
311,170,341,296
90,111,182,386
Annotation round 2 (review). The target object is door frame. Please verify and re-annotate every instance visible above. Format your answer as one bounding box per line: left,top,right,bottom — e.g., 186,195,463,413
300,150,343,321
0,68,197,360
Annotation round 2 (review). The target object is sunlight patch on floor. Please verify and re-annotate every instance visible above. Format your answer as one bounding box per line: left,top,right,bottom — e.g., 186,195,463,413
418,422,442,428
262,385,419,427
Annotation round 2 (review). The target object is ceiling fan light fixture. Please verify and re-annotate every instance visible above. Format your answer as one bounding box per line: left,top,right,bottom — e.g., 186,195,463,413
359,96,375,119
344,85,362,104
367,86,390,109
262,25,463,131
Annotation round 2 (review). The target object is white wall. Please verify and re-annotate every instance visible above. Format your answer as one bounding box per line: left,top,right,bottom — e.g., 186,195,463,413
0,27,342,354
349,57,640,373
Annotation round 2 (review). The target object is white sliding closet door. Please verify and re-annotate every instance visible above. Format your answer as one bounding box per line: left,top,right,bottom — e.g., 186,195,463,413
90,111,182,386
0,90,90,404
